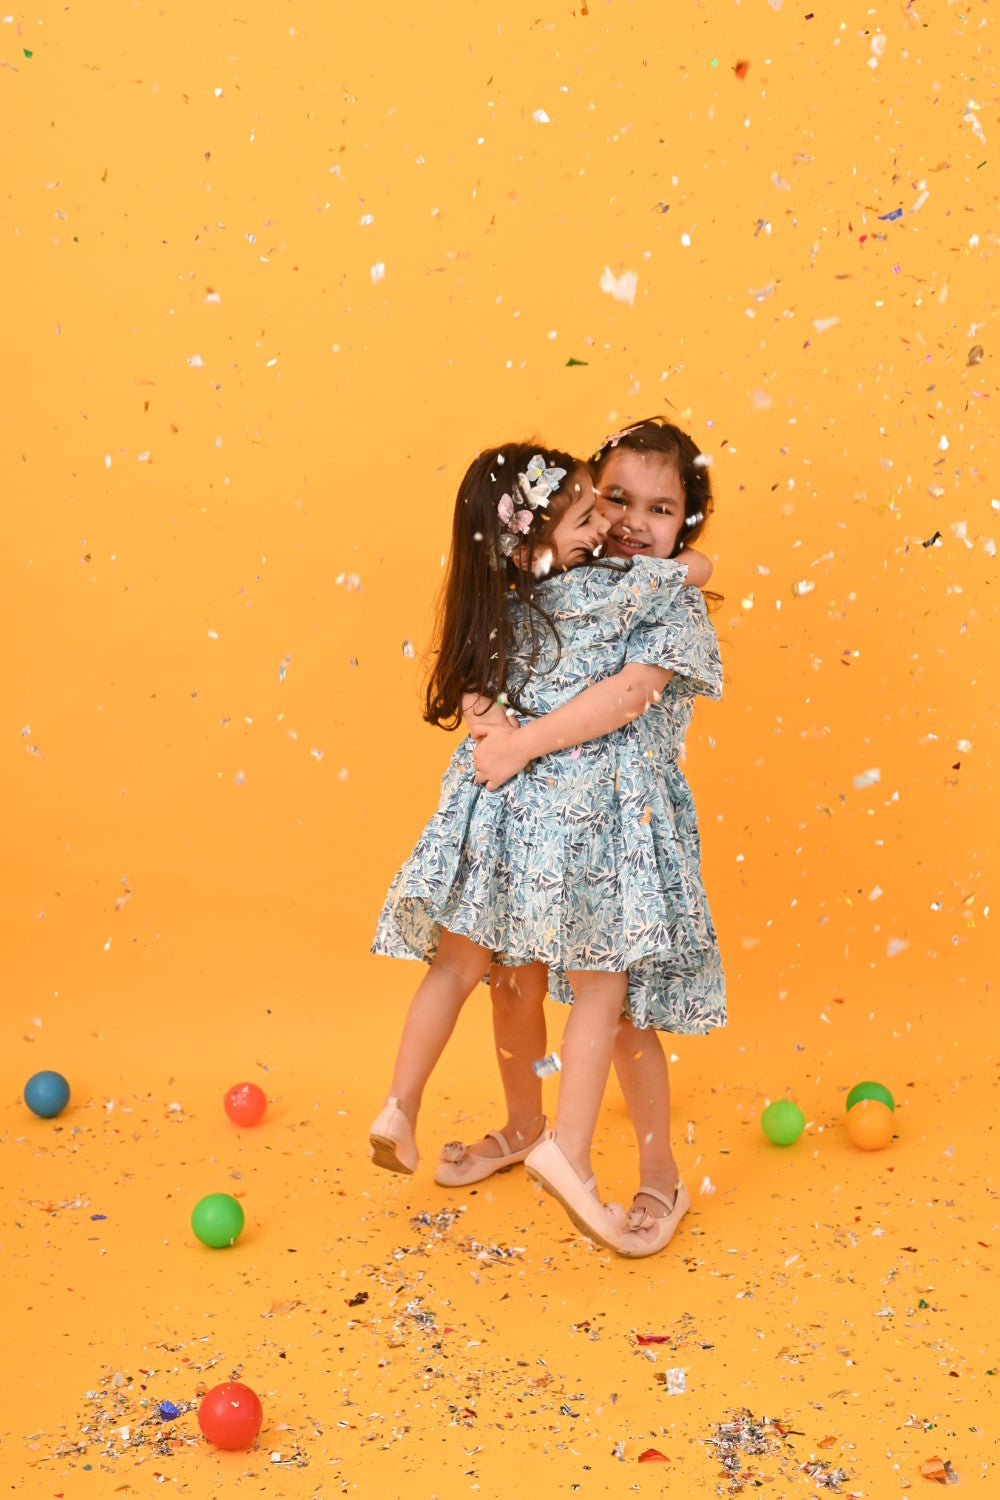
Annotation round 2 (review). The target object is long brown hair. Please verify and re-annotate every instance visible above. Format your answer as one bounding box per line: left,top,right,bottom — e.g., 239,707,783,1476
424,443,587,729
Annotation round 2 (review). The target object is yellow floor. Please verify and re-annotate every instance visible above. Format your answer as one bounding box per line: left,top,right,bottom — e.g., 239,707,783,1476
2,0,996,1494
3,921,995,1496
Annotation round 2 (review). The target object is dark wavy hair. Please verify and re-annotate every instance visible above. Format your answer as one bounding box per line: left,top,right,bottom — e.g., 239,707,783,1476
424,443,590,729
592,416,714,553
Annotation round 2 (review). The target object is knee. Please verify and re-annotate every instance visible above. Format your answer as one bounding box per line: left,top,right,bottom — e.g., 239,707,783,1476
491,964,546,1012
430,952,487,993
492,981,545,1015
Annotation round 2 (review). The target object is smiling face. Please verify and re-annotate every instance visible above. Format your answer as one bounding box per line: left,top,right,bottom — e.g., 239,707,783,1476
596,449,687,560
542,469,610,568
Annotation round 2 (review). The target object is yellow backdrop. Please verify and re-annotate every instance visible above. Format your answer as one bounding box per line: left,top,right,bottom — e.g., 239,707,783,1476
2,1,995,1494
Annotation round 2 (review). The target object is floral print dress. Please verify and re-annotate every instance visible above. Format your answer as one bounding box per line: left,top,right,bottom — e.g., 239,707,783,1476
372,558,723,1033
546,589,725,1033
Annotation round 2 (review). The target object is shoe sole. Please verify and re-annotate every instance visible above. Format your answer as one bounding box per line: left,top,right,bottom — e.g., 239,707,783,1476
433,1161,519,1187
370,1135,415,1174
526,1164,618,1251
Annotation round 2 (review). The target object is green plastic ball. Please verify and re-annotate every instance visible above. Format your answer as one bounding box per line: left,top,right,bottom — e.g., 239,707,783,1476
760,1099,805,1147
845,1080,894,1113
191,1192,245,1248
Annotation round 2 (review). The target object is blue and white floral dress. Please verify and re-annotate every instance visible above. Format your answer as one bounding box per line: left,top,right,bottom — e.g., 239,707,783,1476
545,588,725,1033
372,559,725,1033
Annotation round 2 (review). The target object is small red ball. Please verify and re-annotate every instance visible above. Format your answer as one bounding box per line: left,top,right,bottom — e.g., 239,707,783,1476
224,1081,267,1126
198,1381,263,1449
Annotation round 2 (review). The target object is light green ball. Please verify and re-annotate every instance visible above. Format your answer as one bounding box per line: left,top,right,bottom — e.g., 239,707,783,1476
191,1192,245,1248
761,1099,805,1147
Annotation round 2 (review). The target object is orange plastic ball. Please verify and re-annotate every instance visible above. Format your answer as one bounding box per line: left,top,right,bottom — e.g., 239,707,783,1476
845,1098,894,1151
224,1081,267,1126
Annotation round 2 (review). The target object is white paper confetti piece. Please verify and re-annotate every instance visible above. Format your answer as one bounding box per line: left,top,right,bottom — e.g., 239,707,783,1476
963,101,986,144
600,266,638,306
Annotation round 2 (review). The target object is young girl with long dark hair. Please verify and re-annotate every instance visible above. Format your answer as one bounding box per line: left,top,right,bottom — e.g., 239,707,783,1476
438,419,724,1258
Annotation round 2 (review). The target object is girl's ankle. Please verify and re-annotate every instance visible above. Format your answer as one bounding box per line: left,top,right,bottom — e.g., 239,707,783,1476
501,1115,546,1149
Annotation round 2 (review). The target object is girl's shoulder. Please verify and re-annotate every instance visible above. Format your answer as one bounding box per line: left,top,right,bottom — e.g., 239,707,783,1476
538,557,687,616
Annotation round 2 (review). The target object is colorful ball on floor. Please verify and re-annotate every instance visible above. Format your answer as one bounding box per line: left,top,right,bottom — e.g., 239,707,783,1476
845,1097,894,1151
845,1079,894,1113
24,1070,71,1118
191,1192,245,1247
197,1381,263,1449
760,1098,805,1146
224,1081,267,1126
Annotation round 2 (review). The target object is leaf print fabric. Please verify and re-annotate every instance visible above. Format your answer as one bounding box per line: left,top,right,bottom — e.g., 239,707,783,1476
372,559,725,1035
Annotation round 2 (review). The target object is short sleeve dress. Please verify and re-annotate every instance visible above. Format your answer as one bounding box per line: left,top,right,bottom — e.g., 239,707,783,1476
372,558,717,988
546,586,726,1033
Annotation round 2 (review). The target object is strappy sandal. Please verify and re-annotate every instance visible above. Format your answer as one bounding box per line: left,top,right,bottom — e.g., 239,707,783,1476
524,1133,623,1252
433,1121,548,1187
616,1182,691,1259
369,1097,419,1175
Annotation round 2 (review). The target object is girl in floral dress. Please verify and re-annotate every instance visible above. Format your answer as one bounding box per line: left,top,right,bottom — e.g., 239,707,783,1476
440,420,724,1259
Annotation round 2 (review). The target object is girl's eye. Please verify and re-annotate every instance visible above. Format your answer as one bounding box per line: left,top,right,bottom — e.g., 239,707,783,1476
599,489,625,505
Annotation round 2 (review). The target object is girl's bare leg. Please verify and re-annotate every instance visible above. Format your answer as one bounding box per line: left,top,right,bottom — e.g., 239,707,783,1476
456,962,548,1160
551,970,628,1180
522,969,628,1250
613,1020,682,1216
385,929,495,1127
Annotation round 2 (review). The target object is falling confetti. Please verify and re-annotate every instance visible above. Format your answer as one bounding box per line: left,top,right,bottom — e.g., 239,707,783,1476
600,266,638,305
532,1053,561,1078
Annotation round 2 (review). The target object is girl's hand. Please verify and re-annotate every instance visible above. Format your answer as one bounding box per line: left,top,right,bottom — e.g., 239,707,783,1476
471,723,532,790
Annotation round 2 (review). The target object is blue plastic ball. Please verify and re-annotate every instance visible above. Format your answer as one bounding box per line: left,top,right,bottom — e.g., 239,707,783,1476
24,1070,71,1118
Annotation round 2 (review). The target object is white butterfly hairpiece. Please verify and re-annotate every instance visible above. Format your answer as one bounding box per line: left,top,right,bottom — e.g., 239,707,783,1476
495,454,567,556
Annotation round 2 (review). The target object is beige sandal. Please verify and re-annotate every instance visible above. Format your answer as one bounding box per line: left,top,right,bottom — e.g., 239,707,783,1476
434,1121,548,1187
369,1097,418,1175
524,1133,622,1252
617,1182,691,1259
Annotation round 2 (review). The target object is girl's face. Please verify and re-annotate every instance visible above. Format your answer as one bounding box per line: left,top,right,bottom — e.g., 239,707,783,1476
596,450,686,560
543,473,609,568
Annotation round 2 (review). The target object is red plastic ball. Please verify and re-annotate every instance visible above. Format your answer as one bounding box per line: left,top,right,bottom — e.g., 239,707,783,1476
197,1381,263,1449
224,1081,267,1127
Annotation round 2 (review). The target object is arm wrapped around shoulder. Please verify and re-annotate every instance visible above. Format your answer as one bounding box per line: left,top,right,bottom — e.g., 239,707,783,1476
624,583,723,699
